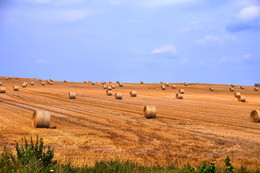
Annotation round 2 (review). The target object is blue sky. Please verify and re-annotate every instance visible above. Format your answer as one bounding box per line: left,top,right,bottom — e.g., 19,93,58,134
0,0,259,85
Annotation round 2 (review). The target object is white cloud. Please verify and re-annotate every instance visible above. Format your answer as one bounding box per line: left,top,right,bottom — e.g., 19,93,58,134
25,9,95,23
237,5,260,21
24,0,84,5
220,54,253,64
152,45,176,54
140,0,196,8
197,34,236,44
36,59,49,64
108,0,123,4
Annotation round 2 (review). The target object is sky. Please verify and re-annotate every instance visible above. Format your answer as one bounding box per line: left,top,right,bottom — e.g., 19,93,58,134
0,0,259,85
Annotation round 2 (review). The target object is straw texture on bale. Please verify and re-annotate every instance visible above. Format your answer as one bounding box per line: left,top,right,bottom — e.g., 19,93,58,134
103,85,108,89
22,83,27,88
0,87,6,93
49,82,53,85
250,110,260,123
30,82,34,85
176,93,183,99
240,86,244,89
165,83,169,86
230,88,234,92
254,88,259,91
234,92,241,98
115,93,122,99
33,110,50,128
112,85,116,89
106,90,113,96
143,105,156,119
107,86,112,90
161,85,166,90
172,85,176,89
238,96,246,102
209,88,215,91
69,92,76,99
179,89,185,94
41,82,46,86
13,85,19,91
130,91,137,97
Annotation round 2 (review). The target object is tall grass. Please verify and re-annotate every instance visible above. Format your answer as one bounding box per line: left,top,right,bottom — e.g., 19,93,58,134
0,136,260,173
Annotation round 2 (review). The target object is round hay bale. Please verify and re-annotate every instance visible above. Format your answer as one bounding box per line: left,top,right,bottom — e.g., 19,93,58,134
30,82,34,85
84,81,87,83
91,82,95,85
39,79,42,81
254,88,259,91
160,82,164,84
15,77,19,79
130,91,137,97
238,96,246,102
69,92,76,99
106,90,113,96
179,89,185,94
0,87,6,93
103,85,108,89
240,86,244,89
184,82,188,86
250,110,260,123
116,81,120,84
161,85,166,90
64,80,67,83
140,81,144,84
107,86,112,90
231,84,235,87
172,85,176,89
111,85,116,89
115,93,122,99
49,79,53,82
234,92,241,98
102,81,106,85
0,82,2,86
5,77,8,80
109,81,112,83
41,82,46,86
165,83,169,86
119,83,123,87
13,85,19,91
143,105,156,119
49,82,53,85
230,87,234,92
209,88,215,91
176,93,183,99
32,110,50,128
22,83,27,88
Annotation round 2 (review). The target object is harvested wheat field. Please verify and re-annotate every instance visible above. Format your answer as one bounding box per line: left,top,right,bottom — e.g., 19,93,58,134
0,77,260,168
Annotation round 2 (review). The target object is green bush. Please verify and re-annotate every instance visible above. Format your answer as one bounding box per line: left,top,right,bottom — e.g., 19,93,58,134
0,135,56,172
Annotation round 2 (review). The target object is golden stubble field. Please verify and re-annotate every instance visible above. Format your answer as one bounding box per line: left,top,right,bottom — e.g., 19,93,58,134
0,77,259,168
